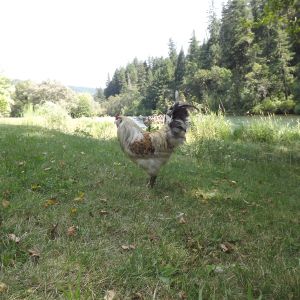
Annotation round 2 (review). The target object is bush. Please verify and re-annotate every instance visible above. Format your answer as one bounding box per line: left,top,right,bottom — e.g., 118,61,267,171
71,93,95,118
294,103,300,115
252,96,296,114
34,101,71,130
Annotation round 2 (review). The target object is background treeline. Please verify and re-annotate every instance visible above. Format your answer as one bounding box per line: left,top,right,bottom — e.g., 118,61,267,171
102,0,300,115
0,0,299,118
0,78,105,118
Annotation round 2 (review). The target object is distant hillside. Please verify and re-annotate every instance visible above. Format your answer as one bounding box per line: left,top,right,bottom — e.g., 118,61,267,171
69,86,96,95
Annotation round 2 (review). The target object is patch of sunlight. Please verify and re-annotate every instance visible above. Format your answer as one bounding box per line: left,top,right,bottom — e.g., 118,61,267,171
0,116,117,140
191,188,222,203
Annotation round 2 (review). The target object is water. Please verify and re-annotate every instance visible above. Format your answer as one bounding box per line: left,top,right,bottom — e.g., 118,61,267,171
226,115,300,129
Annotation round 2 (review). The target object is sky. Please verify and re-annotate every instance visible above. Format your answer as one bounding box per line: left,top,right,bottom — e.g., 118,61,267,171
0,0,224,89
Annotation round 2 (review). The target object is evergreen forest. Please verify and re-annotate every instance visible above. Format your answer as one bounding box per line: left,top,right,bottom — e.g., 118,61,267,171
102,0,300,116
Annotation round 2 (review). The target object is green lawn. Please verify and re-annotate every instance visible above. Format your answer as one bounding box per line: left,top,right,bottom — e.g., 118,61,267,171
0,123,299,299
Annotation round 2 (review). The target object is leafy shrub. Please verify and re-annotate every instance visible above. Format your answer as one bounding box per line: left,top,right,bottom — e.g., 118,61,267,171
71,93,96,118
252,96,296,114
100,90,144,116
294,103,300,115
35,101,71,130
0,76,13,117
278,99,296,113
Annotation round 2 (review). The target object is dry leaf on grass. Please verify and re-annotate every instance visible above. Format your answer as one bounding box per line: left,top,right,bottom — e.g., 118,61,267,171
74,191,85,202
0,282,8,293
8,233,21,243
121,244,136,251
67,226,77,236
179,216,187,224
31,183,41,191
2,200,10,208
59,160,66,167
44,198,59,208
44,167,52,171
104,290,116,300
70,207,78,215
149,233,159,243
178,291,187,299
220,242,234,253
28,249,40,263
132,292,143,300
99,210,109,215
48,223,59,240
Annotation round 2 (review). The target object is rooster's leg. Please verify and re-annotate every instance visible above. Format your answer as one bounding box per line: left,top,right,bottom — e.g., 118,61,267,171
148,176,157,188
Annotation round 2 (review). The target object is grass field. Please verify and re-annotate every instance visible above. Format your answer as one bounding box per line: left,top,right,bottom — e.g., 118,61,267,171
0,117,300,299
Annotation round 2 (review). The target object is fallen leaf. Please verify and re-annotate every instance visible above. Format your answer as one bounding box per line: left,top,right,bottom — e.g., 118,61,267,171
220,242,234,253
179,216,187,224
0,282,8,293
2,190,10,199
229,180,237,186
104,290,116,300
18,161,26,166
44,167,52,171
67,226,77,236
132,292,143,300
70,207,78,215
121,244,136,251
2,200,10,208
31,183,41,191
59,160,66,167
48,223,59,240
28,249,40,263
44,198,59,208
99,210,109,215
8,233,21,243
214,266,225,273
80,151,85,155
74,191,85,202
149,233,159,243
178,291,187,299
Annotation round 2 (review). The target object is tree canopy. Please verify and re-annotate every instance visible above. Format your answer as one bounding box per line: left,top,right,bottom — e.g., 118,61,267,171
102,0,299,115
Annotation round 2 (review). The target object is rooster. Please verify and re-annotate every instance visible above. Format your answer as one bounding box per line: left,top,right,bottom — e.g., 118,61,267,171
115,103,198,187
